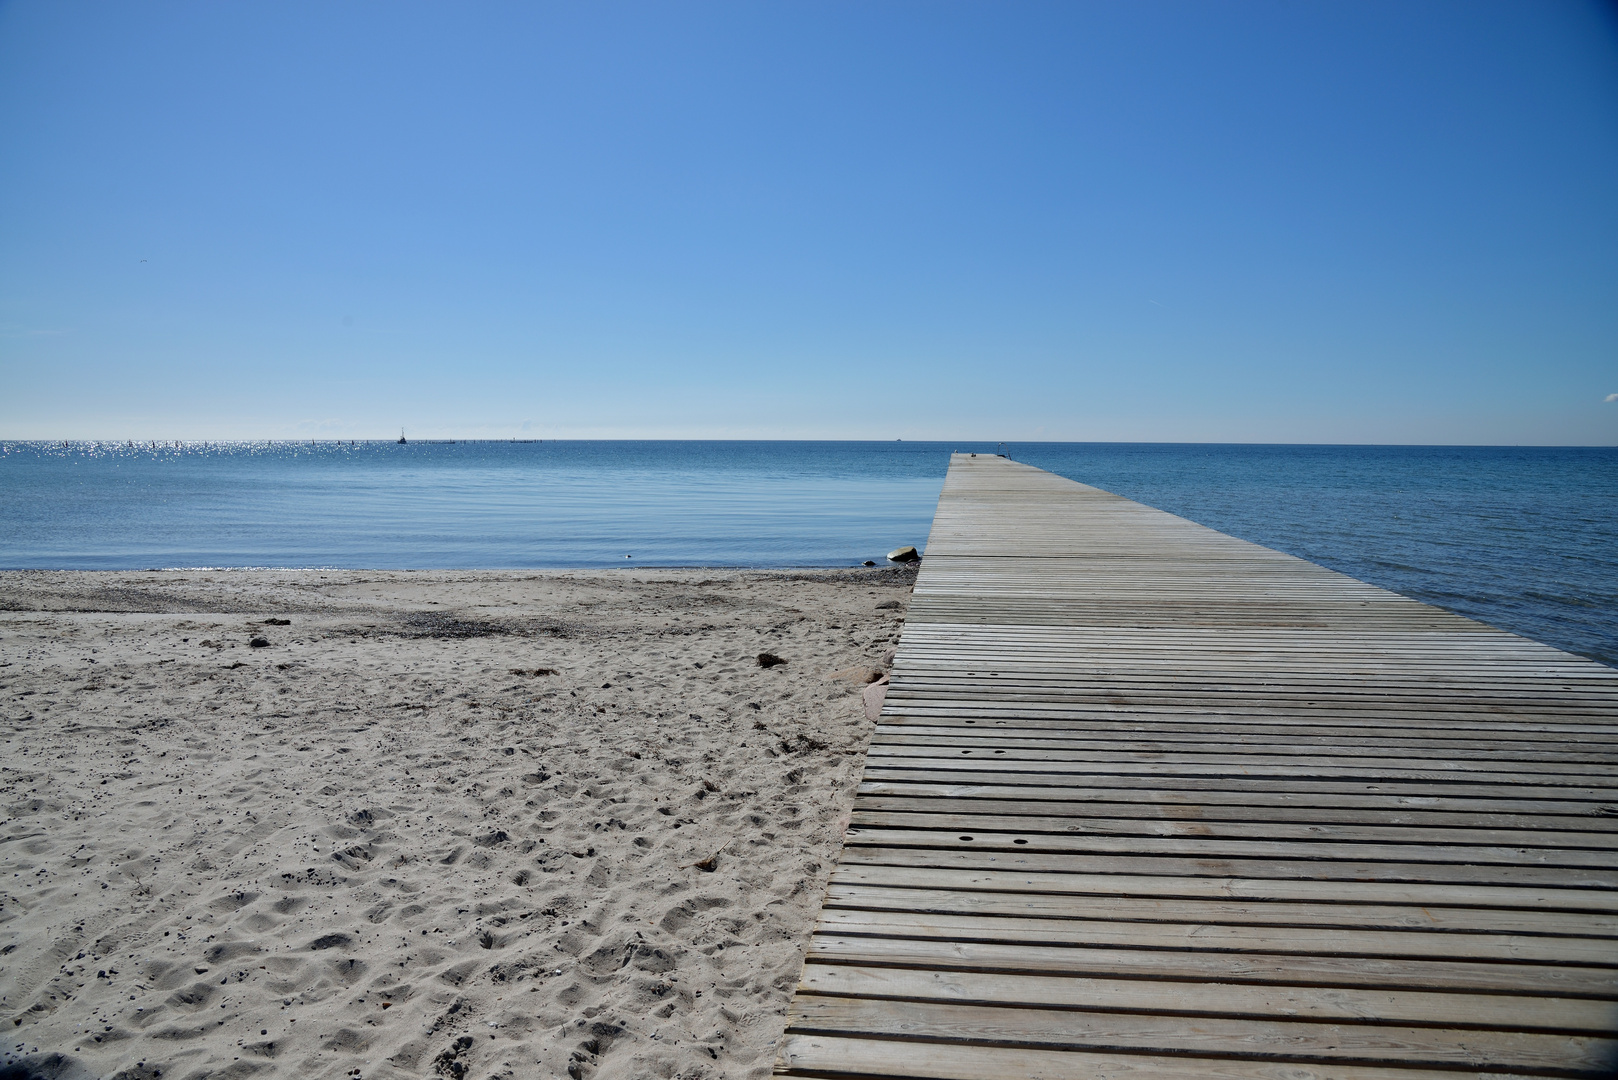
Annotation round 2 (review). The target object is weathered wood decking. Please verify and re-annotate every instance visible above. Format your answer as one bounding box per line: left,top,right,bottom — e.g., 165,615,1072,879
775,453,1618,1079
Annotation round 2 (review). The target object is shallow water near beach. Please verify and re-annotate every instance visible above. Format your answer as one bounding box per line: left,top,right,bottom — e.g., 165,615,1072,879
1,440,1614,665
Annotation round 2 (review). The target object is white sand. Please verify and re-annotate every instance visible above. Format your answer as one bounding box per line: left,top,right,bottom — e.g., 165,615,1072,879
0,567,911,1080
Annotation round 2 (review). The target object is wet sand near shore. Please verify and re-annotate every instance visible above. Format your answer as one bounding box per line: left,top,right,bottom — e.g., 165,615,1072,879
0,567,912,1080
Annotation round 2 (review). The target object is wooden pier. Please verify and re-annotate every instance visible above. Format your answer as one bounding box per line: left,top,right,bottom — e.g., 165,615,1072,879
775,453,1618,1079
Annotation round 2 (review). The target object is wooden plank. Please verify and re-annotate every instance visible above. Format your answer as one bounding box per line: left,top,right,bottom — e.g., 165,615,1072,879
857,770,1618,806
821,883,1618,936
826,863,1618,913
777,1034,1553,1079
867,744,1618,775
839,828,1618,870
796,964,1618,1034
858,755,1617,785
775,453,1618,1079
877,704,1618,728
839,844,1618,889
846,809,1618,850
876,727,1618,754
852,794,1618,833
855,780,1618,818
860,765,1618,801
802,932,1618,995
787,996,1618,1073
814,908,1617,964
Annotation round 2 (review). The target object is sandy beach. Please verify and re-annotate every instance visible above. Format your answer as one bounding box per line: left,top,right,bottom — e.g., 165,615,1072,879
0,566,912,1080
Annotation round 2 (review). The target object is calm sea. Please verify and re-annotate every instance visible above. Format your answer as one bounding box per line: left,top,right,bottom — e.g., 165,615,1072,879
1,440,1613,666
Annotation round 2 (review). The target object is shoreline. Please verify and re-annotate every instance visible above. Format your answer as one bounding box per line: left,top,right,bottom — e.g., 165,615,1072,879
0,566,914,1080
0,564,913,575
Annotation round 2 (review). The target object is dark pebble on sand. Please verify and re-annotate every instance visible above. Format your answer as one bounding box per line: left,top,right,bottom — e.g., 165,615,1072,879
249,637,270,648
308,933,351,950
757,652,787,668
263,618,291,625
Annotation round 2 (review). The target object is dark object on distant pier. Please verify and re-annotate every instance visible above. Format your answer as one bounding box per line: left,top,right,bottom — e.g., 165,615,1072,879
862,560,876,566
249,637,271,648
757,652,787,668
887,545,920,563
264,617,291,626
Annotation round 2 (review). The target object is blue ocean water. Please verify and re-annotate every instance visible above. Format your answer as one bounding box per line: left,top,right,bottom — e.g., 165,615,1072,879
1,440,1613,666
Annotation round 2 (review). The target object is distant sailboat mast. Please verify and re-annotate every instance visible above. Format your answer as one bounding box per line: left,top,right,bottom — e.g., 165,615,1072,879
398,428,407,445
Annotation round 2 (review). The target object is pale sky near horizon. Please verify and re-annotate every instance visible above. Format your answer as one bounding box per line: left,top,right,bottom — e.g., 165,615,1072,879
2,0,1616,444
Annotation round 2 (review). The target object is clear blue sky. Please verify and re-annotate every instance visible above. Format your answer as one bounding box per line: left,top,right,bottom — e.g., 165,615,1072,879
2,0,1615,442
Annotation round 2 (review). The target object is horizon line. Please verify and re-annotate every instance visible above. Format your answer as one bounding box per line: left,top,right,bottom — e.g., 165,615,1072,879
3,437,1616,449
